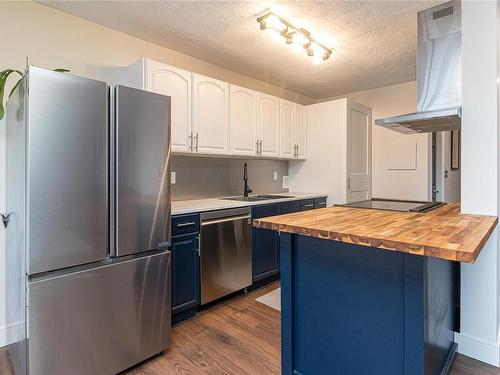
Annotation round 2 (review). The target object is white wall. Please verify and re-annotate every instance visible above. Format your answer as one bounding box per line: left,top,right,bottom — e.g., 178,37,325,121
454,0,500,366
0,1,314,348
332,81,431,201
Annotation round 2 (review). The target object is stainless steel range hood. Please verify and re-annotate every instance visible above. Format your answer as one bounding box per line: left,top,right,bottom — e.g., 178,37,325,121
375,1,461,134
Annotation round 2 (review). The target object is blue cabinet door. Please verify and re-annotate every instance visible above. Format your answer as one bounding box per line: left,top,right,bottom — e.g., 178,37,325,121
252,204,281,282
171,233,200,314
280,200,301,214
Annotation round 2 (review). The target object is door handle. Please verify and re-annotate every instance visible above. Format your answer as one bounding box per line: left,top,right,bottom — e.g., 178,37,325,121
176,222,196,227
201,215,251,226
194,132,199,152
189,131,193,151
1,212,11,228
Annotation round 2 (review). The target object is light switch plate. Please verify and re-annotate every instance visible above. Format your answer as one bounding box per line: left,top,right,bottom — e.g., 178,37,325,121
171,171,176,184
273,171,278,181
283,175,289,189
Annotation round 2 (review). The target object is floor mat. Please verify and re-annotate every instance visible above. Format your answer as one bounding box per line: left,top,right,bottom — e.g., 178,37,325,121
255,287,281,311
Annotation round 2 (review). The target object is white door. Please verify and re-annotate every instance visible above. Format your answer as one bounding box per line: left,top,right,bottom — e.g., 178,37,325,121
346,101,372,203
146,60,192,153
435,131,461,202
192,74,230,154
280,99,295,159
230,85,257,156
257,93,280,157
295,104,307,160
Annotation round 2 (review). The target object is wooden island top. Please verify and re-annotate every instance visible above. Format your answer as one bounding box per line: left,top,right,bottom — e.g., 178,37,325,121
253,203,497,263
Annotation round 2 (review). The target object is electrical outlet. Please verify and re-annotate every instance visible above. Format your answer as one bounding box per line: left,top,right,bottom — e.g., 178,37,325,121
283,175,289,189
273,171,278,181
171,171,176,184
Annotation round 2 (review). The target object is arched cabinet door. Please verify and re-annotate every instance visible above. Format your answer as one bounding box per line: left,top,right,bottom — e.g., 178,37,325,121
146,60,192,153
230,85,257,156
257,93,280,158
192,74,230,155
295,104,307,160
280,99,295,159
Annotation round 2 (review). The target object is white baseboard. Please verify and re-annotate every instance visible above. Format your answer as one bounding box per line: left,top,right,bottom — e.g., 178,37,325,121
0,321,24,348
455,331,500,367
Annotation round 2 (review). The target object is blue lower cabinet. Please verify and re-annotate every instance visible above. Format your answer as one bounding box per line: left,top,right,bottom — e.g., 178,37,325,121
252,204,280,282
171,214,200,324
299,199,315,211
280,200,301,214
314,197,327,209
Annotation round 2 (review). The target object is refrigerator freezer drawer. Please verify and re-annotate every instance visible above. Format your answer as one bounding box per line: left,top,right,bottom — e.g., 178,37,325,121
28,252,171,375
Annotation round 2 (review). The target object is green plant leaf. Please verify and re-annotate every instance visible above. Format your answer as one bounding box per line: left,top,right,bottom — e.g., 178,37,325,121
53,68,70,73
0,69,23,120
8,78,22,99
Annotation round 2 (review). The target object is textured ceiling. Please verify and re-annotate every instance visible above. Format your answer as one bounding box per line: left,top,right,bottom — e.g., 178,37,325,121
39,0,439,100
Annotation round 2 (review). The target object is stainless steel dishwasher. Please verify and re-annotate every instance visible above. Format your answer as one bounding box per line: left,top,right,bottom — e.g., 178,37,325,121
200,207,252,304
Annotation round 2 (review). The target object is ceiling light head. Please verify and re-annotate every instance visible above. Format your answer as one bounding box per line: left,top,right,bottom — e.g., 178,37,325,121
257,12,286,32
291,30,310,47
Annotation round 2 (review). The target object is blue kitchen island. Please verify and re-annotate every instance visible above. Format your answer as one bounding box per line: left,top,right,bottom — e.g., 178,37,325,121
253,203,497,375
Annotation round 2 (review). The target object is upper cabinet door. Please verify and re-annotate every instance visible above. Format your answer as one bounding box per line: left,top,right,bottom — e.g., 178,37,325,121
280,99,295,159
230,85,257,156
295,104,307,160
192,74,230,155
146,59,192,153
257,93,280,157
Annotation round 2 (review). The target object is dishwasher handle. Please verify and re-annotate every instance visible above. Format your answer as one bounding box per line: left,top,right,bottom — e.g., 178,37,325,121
201,214,251,226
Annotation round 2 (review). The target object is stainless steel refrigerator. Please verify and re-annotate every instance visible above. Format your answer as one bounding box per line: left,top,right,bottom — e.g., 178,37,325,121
6,66,172,375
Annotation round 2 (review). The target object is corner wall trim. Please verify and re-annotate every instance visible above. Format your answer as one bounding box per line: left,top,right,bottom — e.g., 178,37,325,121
0,321,24,348
454,332,500,367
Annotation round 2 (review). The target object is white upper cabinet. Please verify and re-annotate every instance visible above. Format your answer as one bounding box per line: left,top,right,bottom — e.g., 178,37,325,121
257,93,280,158
192,74,230,155
295,104,307,160
145,59,192,153
230,85,257,156
106,58,307,160
280,99,295,159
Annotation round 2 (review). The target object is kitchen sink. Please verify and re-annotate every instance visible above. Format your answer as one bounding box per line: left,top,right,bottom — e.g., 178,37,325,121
222,194,294,202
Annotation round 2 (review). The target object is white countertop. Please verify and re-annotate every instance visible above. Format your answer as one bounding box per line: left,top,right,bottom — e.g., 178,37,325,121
172,192,327,215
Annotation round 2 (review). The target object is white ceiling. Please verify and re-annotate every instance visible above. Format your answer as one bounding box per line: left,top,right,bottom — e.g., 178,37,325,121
39,0,438,100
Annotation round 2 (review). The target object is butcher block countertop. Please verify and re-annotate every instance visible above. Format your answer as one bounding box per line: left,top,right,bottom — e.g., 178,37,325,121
253,203,497,263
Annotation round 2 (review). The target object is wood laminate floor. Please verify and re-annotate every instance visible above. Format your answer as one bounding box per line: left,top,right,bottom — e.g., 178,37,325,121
126,281,499,375
1,281,498,374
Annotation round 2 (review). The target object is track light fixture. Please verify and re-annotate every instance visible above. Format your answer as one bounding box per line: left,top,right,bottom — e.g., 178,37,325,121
257,11,333,64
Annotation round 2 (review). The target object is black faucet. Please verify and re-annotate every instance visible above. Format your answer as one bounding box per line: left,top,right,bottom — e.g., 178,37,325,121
243,163,252,197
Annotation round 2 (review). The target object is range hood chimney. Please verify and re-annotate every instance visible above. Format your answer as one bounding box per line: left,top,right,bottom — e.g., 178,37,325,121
375,1,461,134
